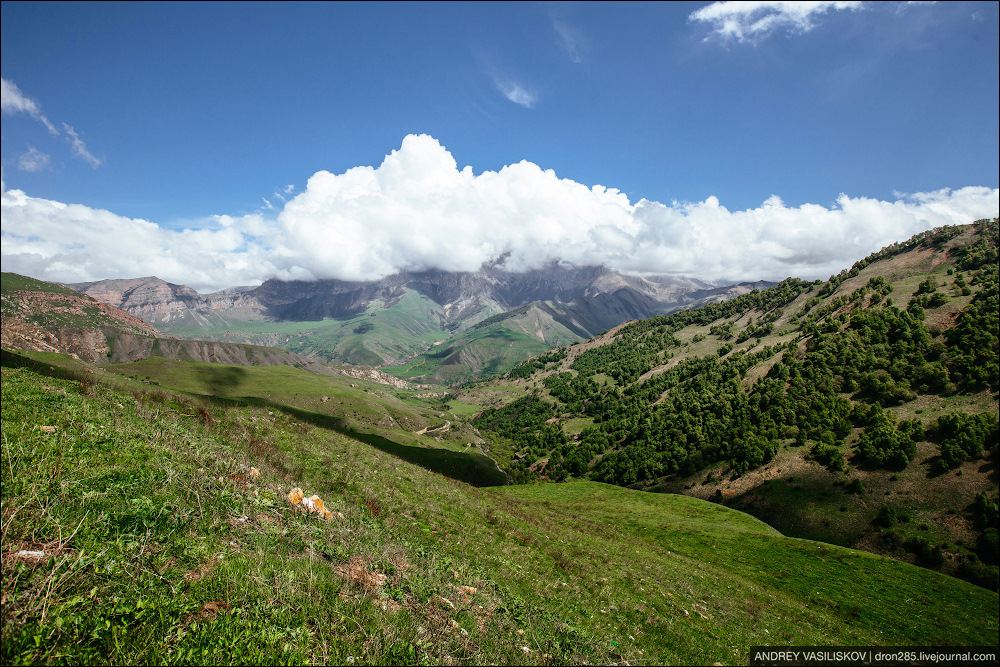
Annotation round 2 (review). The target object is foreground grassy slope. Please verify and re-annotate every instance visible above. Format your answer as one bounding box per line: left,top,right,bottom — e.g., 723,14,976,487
3,356,997,665
102,355,506,487
1,273,81,296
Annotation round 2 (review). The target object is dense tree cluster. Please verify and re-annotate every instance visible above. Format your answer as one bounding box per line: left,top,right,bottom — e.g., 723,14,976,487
950,218,998,272
930,412,999,472
853,410,918,469
569,278,811,383
474,220,998,492
944,268,998,391
471,395,569,483
543,372,601,414
507,347,568,379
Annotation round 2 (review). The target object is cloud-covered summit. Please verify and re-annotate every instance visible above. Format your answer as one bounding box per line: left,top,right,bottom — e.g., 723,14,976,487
2,134,997,292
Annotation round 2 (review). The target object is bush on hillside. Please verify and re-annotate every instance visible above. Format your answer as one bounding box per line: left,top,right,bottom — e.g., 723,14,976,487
855,418,915,470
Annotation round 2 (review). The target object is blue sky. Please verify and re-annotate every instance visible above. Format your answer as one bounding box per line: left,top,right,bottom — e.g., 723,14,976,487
2,1,998,291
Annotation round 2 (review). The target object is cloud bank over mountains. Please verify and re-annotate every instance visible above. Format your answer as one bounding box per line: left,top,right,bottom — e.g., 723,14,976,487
2,134,997,293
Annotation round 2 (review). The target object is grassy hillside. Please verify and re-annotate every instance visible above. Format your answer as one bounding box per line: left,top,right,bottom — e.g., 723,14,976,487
2,354,997,665
1,272,148,334
98,354,506,488
160,289,467,366
1,273,81,296
384,304,583,385
465,219,1000,589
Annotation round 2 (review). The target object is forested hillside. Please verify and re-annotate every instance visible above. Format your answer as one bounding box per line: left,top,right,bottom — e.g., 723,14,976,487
468,219,999,589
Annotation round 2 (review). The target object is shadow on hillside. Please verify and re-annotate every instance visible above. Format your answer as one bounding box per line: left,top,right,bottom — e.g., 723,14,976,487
201,394,510,488
195,365,247,397
1,348,510,488
724,476,863,548
2,348,89,381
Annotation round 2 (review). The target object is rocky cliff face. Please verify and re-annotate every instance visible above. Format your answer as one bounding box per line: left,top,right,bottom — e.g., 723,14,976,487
71,277,262,322
1,287,169,363
247,263,722,323
71,265,727,327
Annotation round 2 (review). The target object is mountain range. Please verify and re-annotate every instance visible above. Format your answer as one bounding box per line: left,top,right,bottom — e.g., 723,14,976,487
69,264,774,383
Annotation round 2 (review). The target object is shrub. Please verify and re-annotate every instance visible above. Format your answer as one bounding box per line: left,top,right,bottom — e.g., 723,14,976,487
979,529,1000,565
875,506,909,528
856,419,915,470
808,442,846,472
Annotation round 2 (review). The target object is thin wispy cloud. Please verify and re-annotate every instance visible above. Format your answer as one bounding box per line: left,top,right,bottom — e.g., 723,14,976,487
273,185,296,202
690,1,864,44
492,75,537,108
61,123,102,169
17,146,50,173
2,77,102,167
553,19,587,63
1,77,58,135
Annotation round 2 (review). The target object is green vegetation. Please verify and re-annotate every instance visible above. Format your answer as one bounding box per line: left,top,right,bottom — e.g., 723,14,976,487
386,313,579,385
99,355,506,488
3,356,997,664
162,289,455,366
469,219,1000,590
1,273,80,296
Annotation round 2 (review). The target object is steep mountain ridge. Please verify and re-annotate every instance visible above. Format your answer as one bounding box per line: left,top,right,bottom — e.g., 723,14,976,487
72,264,721,325
70,276,261,322
69,264,767,379
1,272,336,375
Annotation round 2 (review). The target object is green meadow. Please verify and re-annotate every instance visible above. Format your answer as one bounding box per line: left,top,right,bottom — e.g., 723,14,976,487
2,350,996,665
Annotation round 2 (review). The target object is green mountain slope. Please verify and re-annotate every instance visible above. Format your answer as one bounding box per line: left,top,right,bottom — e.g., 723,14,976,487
384,303,583,384
2,356,996,664
158,288,460,366
0,272,338,375
466,219,1000,589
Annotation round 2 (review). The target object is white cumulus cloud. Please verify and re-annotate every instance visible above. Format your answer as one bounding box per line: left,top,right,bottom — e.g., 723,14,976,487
690,1,864,43
1,183,278,292
2,133,997,292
